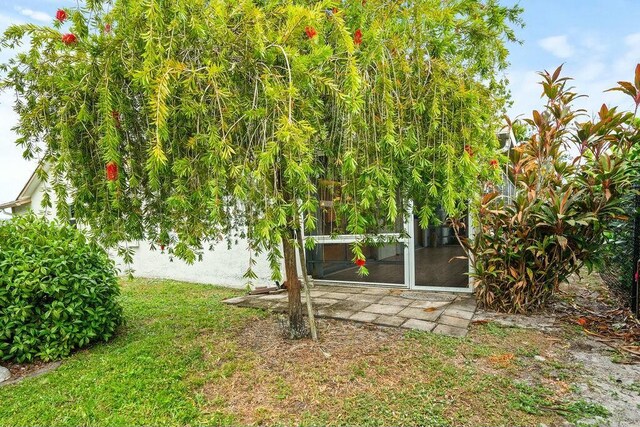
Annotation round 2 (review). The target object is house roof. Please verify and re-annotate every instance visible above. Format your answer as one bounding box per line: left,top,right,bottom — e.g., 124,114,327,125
0,164,44,211
0,197,31,210
497,125,516,151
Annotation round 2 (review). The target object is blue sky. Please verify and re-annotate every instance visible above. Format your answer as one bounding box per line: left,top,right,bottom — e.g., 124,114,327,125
504,0,640,117
0,0,639,206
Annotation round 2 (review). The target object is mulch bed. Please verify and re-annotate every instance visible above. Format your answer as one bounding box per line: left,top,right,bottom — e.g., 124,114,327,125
554,274,640,361
0,360,62,386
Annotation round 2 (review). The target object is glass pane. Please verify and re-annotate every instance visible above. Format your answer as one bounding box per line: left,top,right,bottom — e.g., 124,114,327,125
314,175,405,236
314,203,404,236
307,242,405,285
317,177,344,235
413,214,469,288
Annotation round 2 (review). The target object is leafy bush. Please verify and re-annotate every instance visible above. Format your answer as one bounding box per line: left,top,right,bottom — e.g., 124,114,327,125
599,194,637,296
0,214,123,362
599,124,640,298
464,65,640,313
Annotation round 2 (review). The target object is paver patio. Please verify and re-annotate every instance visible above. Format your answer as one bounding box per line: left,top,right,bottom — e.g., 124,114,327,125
223,284,477,337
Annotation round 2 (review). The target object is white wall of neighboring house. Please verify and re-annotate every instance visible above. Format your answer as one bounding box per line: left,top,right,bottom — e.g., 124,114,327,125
4,172,276,289
114,240,274,289
16,178,52,217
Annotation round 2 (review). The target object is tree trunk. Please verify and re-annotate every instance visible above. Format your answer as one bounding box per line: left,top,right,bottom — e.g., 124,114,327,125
282,227,306,338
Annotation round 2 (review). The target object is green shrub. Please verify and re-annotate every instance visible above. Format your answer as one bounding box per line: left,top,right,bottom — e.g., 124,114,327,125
0,214,123,362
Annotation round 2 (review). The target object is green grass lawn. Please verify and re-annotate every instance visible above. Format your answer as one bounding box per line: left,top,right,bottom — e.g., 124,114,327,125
0,279,606,426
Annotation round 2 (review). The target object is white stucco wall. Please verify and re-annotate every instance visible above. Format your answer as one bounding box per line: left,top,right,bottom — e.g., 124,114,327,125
16,177,277,289
29,182,56,220
11,177,58,219
114,240,275,289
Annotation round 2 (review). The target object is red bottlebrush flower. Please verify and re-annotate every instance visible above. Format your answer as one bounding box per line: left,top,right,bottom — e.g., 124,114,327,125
355,258,366,267
61,33,77,45
305,26,317,39
56,9,67,23
354,29,363,46
105,23,112,33
490,159,499,168
111,110,122,128
106,161,119,181
464,145,473,157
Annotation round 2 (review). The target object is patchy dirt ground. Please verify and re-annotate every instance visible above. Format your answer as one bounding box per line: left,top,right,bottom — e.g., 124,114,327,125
2,275,637,426
191,272,640,426
568,337,640,426
189,312,615,426
473,272,640,427
554,274,640,426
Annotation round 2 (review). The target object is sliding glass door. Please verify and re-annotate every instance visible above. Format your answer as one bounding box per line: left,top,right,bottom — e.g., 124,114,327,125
305,195,472,291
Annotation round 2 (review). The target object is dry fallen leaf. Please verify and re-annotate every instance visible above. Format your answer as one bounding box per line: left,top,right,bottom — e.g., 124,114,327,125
488,353,515,368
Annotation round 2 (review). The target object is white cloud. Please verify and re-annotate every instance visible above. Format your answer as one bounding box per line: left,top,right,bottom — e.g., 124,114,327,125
506,69,545,119
0,7,49,208
538,35,575,59
508,28,640,119
624,32,640,46
0,13,34,205
16,8,50,23
581,36,607,54
575,61,605,82
614,32,640,76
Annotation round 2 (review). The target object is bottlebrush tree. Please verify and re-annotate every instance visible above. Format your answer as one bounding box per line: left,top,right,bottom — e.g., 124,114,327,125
1,0,520,337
